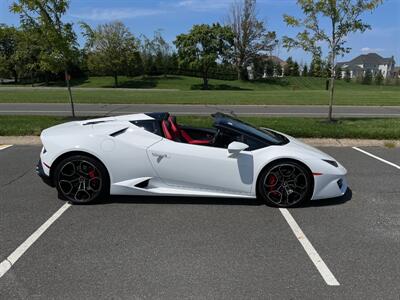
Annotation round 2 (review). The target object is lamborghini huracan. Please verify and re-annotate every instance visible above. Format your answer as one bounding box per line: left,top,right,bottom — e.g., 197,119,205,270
37,112,348,207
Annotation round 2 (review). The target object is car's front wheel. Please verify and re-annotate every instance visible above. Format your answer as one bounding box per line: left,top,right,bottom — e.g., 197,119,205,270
54,155,109,204
257,160,313,207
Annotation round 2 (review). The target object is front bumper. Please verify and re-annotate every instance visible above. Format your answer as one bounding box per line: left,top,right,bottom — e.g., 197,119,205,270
36,159,54,187
312,174,348,200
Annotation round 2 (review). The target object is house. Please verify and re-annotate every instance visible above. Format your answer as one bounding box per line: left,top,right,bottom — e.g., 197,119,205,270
337,53,396,79
247,55,286,80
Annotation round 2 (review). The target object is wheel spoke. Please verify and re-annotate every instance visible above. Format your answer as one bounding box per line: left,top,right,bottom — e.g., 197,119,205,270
263,163,309,207
58,159,102,203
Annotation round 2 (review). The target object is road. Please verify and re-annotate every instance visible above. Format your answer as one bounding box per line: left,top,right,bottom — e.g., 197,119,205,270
0,145,399,299
0,103,400,117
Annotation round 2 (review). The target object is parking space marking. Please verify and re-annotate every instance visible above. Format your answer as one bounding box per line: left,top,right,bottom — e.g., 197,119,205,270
0,202,71,278
352,147,400,170
0,145,12,151
279,208,340,286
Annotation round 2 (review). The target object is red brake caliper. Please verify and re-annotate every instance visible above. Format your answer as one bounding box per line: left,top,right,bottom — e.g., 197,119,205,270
268,175,279,196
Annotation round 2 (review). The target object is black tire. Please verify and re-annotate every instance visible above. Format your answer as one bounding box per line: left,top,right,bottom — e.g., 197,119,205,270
54,155,109,204
257,160,313,207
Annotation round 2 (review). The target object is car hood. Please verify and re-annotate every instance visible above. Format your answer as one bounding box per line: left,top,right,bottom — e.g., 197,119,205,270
266,128,336,161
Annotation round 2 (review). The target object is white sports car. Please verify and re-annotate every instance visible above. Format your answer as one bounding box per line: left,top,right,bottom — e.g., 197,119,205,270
37,112,348,207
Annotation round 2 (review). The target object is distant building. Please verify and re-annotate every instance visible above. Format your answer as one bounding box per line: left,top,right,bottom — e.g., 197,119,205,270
337,53,396,79
247,55,286,79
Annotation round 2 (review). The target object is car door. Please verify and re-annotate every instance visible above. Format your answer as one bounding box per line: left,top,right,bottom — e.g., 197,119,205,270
147,139,254,194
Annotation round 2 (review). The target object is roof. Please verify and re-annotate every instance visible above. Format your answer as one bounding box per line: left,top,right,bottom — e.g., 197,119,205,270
260,55,287,66
338,53,395,67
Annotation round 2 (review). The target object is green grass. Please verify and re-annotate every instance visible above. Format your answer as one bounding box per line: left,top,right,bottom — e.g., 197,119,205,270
0,89,399,106
18,75,400,91
1,115,399,139
1,75,399,105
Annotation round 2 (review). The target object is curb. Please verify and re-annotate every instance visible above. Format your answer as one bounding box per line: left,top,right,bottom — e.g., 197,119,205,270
1,136,399,148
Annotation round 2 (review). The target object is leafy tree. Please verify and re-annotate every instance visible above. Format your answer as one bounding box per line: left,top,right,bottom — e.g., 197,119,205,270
0,25,19,82
283,0,383,121
362,69,372,85
227,0,277,80
308,59,315,76
375,70,383,85
174,23,233,89
275,63,283,77
310,53,323,77
335,65,342,80
252,56,266,79
81,21,139,87
139,30,172,77
302,64,308,76
284,57,294,76
265,59,275,77
11,0,79,117
292,62,300,76
344,69,351,82
323,60,332,78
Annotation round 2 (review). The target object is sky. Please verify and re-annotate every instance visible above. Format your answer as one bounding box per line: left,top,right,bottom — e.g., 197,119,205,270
1,0,399,65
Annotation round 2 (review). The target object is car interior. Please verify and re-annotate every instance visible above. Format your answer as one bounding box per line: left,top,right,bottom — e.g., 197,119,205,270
132,112,272,150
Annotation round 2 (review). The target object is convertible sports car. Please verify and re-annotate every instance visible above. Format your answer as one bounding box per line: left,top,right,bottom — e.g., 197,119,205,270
37,112,348,207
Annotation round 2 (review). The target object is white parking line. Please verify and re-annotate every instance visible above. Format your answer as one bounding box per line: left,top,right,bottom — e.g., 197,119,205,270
352,147,400,170
0,202,71,278
279,208,340,286
0,145,12,151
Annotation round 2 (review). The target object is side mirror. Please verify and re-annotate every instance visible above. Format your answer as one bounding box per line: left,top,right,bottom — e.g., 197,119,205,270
228,141,249,155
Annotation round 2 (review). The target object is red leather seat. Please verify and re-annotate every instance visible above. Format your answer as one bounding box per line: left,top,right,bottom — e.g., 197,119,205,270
168,116,212,145
161,120,173,140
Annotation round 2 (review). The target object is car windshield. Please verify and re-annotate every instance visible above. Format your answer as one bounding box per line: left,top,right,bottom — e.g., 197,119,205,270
213,113,288,145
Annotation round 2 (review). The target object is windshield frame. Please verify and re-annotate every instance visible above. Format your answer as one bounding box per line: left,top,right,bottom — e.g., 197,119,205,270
212,113,288,146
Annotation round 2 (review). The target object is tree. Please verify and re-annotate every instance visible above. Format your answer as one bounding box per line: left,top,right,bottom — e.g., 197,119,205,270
284,57,294,76
275,63,283,77
292,62,300,76
0,25,19,82
283,0,383,121
302,64,308,76
335,65,342,80
227,0,277,80
375,70,383,85
174,23,233,89
344,69,351,82
362,69,372,85
11,0,78,117
81,21,139,87
139,30,172,77
310,53,323,77
265,59,275,77
308,59,315,76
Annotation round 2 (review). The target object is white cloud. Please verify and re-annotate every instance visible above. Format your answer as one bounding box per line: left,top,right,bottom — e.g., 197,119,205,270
175,0,232,11
71,8,164,21
361,47,384,53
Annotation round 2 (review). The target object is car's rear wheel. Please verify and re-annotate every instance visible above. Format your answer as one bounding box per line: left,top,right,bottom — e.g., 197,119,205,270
257,160,313,207
54,155,109,204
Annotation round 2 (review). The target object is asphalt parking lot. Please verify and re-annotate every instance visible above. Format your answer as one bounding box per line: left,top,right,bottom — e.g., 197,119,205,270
0,145,399,299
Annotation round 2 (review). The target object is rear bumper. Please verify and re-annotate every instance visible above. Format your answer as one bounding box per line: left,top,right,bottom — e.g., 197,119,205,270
36,159,54,187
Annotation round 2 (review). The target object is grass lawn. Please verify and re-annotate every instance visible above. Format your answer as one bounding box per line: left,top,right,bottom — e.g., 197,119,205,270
41,75,400,91
1,89,399,106
1,75,399,106
1,115,399,140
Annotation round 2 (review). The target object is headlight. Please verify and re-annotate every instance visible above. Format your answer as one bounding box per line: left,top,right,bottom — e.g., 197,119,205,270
323,159,338,167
